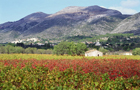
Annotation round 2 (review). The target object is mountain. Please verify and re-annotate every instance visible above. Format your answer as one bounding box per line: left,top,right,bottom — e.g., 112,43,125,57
0,12,50,42
0,12,49,33
111,12,140,35
19,5,126,38
0,5,133,43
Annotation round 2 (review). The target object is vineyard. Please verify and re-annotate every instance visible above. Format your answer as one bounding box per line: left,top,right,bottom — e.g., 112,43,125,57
0,54,140,89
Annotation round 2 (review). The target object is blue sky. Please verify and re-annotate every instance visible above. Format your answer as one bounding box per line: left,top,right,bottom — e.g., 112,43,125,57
0,0,140,24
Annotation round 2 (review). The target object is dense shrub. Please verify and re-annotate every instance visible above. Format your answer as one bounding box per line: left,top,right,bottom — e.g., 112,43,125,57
132,48,140,55
99,47,109,55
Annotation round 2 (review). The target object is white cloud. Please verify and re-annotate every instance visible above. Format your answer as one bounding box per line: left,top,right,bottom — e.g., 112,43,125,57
108,0,139,14
100,6,106,8
109,6,137,14
121,0,140,8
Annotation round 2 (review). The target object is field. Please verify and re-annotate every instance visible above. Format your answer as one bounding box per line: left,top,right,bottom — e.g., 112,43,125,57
0,54,140,89
1,54,140,60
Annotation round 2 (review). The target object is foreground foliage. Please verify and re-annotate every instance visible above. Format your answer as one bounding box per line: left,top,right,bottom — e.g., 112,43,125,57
0,57,140,89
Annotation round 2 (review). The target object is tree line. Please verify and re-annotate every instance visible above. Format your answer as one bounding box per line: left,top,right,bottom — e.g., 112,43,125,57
1,39,140,56
0,41,88,55
0,45,53,54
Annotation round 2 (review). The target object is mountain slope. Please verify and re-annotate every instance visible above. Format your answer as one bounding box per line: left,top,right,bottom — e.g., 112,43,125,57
0,12,50,33
111,12,140,35
0,5,131,43
18,6,122,38
0,12,50,42
18,5,124,39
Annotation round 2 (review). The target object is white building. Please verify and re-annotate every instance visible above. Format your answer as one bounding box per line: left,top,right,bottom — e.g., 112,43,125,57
85,49,103,57
36,43,44,46
27,38,38,42
122,52,132,55
95,42,101,46
11,40,23,44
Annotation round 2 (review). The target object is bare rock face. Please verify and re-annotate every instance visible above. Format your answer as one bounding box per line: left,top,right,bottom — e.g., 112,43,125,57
55,6,86,14
48,5,122,20
53,5,121,16
112,12,140,34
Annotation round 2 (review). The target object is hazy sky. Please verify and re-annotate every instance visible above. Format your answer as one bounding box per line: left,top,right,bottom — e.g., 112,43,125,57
0,0,140,24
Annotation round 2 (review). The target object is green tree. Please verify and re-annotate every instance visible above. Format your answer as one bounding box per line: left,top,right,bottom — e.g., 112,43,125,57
37,49,44,54
0,46,6,54
16,43,24,47
132,48,140,55
69,42,77,55
99,47,108,55
53,41,70,55
45,43,51,49
7,43,15,47
53,41,87,55
25,47,37,54
14,47,25,54
44,49,53,54
5,45,15,54
76,42,88,55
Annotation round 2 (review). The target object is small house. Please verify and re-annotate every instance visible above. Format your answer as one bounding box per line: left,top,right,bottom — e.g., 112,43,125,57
85,49,103,57
122,52,132,55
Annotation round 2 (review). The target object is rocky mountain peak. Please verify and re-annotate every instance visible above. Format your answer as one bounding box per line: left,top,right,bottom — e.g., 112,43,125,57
85,5,105,11
84,5,122,16
21,12,50,22
48,5,122,18
58,6,85,13
56,5,108,14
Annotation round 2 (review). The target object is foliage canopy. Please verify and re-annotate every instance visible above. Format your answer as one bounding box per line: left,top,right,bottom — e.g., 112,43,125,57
53,41,88,55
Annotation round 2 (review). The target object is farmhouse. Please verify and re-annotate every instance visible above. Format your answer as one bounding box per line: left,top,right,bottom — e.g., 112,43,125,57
85,49,103,57
122,52,132,55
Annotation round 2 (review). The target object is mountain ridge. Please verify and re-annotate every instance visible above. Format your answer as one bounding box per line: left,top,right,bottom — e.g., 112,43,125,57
0,5,139,43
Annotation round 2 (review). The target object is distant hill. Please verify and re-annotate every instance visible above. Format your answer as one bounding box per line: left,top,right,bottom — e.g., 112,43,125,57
0,5,138,43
